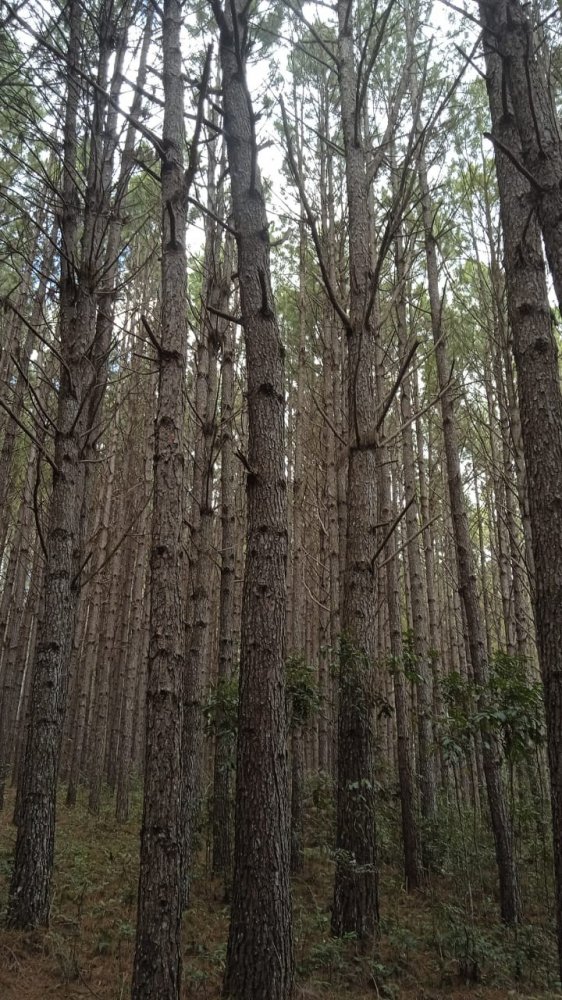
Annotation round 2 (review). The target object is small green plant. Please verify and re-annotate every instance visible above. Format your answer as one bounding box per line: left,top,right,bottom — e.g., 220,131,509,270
439,671,475,763
286,653,319,726
439,654,545,767
301,932,356,981
484,651,545,763
203,674,239,742
371,959,397,998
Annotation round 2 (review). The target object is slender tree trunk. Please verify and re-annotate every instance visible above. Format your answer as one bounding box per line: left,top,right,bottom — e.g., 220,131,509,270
379,428,422,889
331,0,379,940
0,445,37,809
116,429,152,823
7,0,95,928
416,139,521,924
290,145,308,873
213,1,293,995
212,284,236,876
181,136,222,903
394,207,437,835
132,1,188,995
0,224,55,564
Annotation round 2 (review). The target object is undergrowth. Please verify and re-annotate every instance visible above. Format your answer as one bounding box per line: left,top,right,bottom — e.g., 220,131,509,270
0,775,560,999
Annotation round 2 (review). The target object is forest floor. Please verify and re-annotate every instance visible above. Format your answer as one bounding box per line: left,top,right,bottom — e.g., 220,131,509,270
0,783,560,1000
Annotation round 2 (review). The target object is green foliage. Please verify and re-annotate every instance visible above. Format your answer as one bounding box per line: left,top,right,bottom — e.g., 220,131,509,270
203,674,239,741
432,902,559,991
338,632,371,682
485,652,545,763
286,653,319,726
439,653,544,765
298,929,358,981
439,670,475,763
434,905,490,984
304,771,335,849
400,629,423,684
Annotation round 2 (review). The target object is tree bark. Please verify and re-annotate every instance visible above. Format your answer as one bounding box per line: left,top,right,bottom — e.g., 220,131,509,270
7,0,94,928
483,0,562,966
331,0,379,941
212,1,293,996
212,275,236,876
417,140,521,925
131,1,187,995
495,0,562,309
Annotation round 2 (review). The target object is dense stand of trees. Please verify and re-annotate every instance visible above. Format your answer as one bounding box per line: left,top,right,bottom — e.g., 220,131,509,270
2,0,562,996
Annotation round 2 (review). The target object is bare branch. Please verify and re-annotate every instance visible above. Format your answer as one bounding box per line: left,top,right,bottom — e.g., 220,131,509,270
375,339,420,435
370,495,416,572
483,131,546,191
0,397,58,472
280,97,351,334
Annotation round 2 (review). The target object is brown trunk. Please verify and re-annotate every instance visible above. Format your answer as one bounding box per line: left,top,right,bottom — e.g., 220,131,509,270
417,144,521,924
483,0,562,967
7,0,96,928
495,0,562,309
394,207,437,833
116,428,152,823
0,444,38,809
331,0,379,940
181,137,221,903
379,427,422,889
289,137,308,872
212,285,236,876
212,0,293,995
131,0,188,994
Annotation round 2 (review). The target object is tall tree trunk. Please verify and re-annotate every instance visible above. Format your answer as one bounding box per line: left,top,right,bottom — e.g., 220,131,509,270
116,422,152,823
212,1,293,996
495,0,562,309
7,0,95,928
416,138,521,925
290,137,308,873
377,394,422,889
394,206,437,835
331,0,379,940
212,282,236,876
0,221,55,564
0,443,38,809
181,133,221,903
132,1,188,995
483,0,562,968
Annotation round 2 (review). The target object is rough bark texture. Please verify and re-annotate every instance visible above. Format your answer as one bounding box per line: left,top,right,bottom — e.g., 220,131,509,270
394,213,436,833
182,142,222,903
0,443,37,809
331,0,379,941
131,1,187,996
483,1,562,970
378,419,422,890
212,303,236,876
7,0,91,929
417,143,521,925
290,183,308,875
116,432,152,824
213,0,293,995
494,0,562,309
